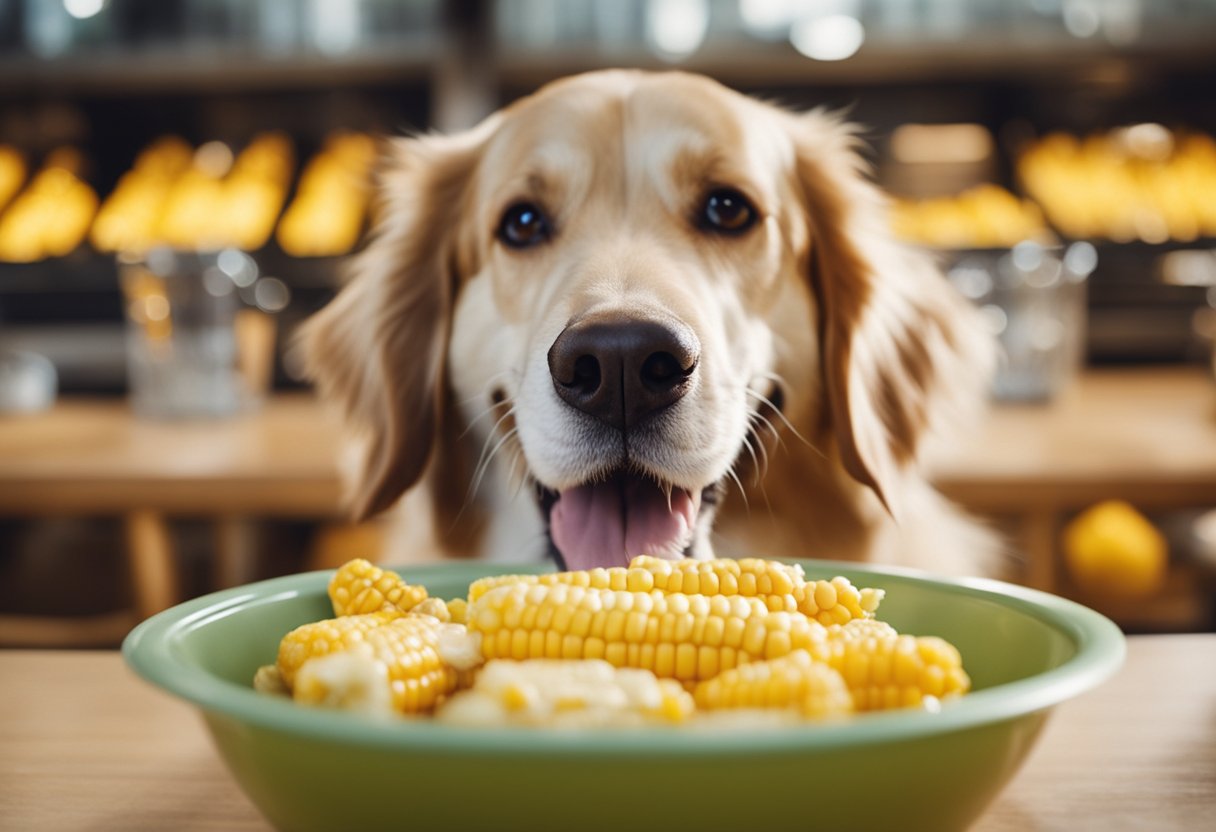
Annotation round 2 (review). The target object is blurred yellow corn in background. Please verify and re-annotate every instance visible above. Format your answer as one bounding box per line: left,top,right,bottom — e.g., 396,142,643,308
277,131,376,257
158,131,294,251
890,184,1049,249
91,136,194,254
0,145,26,214
1019,128,1216,242
0,147,98,263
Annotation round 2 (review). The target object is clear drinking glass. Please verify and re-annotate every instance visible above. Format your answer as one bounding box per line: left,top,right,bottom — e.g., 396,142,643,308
948,241,1096,402
118,247,283,419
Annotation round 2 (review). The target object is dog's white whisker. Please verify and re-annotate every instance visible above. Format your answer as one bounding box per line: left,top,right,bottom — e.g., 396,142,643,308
752,418,775,476
755,369,789,388
744,386,816,450
748,406,790,456
749,401,829,465
469,426,520,502
506,447,530,500
737,427,763,487
467,422,508,497
739,427,777,519
460,401,517,442
725,465,749,512
489,405,518,437
745,431,769,487
456,369,523,437
451,423,521,531
467,405,518,472
458,404,503,439
468,430,516,503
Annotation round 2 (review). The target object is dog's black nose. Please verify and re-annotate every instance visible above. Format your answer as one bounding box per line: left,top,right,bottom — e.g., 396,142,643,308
548,314,700,431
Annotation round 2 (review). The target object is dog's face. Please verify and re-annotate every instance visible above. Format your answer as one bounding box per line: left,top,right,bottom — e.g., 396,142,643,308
450,72,814,569
303,71,990,570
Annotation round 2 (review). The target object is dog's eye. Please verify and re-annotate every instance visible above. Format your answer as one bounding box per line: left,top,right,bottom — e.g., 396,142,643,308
701,188,757,234
498,202,551,249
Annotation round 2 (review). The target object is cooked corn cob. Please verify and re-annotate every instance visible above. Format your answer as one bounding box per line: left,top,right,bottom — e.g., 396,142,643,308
823,631,970,711
276,611,397,687
826,618,899,642
276,612,462,713
328,558,428,617
469,583,830,683
410,597,453,622
630,557,884,624
468,557,883,625
445,597,469,625
252,664,288,697
468,572,539,601
293,651,394,716
694,649,853,719
436,659,694,728
384,596,472,627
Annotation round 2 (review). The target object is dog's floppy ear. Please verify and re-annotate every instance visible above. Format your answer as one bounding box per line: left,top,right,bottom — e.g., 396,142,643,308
791,111,994,520
299,129,486,525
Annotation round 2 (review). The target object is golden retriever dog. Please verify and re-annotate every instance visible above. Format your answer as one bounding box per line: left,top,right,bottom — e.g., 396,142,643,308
302,70,999,576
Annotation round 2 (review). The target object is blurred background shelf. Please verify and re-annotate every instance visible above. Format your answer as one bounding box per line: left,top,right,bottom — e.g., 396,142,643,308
1,0,1214,644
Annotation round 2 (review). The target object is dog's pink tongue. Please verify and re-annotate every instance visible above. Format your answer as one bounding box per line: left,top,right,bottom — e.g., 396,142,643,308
550,479,698,570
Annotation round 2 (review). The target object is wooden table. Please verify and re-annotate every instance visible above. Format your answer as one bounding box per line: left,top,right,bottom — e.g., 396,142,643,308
1,635,1211,831
0,396,345,645
932,367,1216,592
931,368,1216,628
0,394,342,515
1,368,1214,641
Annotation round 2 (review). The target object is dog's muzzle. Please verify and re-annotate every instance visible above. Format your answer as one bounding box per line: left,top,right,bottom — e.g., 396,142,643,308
542,313,702,570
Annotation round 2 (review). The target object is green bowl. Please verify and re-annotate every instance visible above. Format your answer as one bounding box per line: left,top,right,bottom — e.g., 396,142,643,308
124,561,1124,832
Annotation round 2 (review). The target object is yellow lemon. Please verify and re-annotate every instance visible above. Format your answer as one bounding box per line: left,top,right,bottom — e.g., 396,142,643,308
1062,501,1167,597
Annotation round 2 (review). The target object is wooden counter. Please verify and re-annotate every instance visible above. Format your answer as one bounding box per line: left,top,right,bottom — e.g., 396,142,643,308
933,366,1216,510
0,395,344,515
0,396,346,643
933,368,1216,617
2,635,1212,830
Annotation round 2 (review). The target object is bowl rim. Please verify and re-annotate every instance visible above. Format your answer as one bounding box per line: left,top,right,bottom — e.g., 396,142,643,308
123,560,1125,756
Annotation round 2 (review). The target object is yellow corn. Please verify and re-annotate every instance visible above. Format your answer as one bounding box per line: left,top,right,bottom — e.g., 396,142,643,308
628,556,804,611
826,618,899,642
824,631,970,711
328,558,428,617
467,572,534,601
631,557,884,624
252,664,288,697
276,612,460,713
445,597,469,625
437,659,695,727
410,597,453,622
694,649,853,719
469,582,829,684
467,558,882,625
466,560,796,602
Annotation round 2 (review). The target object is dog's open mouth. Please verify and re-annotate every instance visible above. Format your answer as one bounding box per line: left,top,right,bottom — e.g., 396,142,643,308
537,472,702,571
